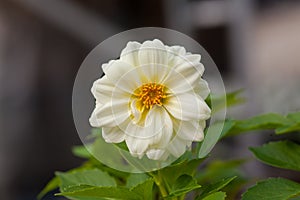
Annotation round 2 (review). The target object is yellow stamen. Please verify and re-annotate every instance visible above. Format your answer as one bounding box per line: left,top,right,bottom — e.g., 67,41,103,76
137,83,166,109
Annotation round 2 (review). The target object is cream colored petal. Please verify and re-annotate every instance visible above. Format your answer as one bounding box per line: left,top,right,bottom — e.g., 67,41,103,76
194,78,210,100
146,149,169,161
138,39,168,68
174,56,203,84
124,123,151,158
105,60,141,93
91,76,128,104
167,45,187,56
162,69,196,94
144,106,173,148
173,54,203,74
163,56,204,94
130,99,142,124
91,99,130,127
138,64,171,84
102,126,125,143
164,92,211,121
120,41,141,66
167,136,191,158
102,60,115,74
166,45,186,66
173,119,204,141
89,103,102,127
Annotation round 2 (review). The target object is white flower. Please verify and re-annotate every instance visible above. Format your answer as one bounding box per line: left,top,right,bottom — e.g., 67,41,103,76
90,39,211,160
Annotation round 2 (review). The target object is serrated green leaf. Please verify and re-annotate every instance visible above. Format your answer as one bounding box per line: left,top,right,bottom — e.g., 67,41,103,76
131,179,154,200
202,191,226,200
56,169,116,192
168,175,201,198
250,140,300,171
126,173,149,188
57,186,142,200
242,178,300,200
198,176,236,199
38,164,95,199
37,176,60,200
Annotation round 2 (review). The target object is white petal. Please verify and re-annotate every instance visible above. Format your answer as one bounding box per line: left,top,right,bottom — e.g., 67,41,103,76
173,119,204,141
105,60,141,93
91,76,128,104
124,124,151,158
124,106,173,158
144,106,173,148
102,126,125,143
167,136,191,158
146,149,169,161
166,45,186,66
120,41,141,66
130,99,142,124
102,60,115,74
92,99,130,127
138,64,171,83
163,56,204,94
139,39,168,67
194,78,210,99
162,69,196,94
167,45,187,56
89,103,102,127
164,92,211,121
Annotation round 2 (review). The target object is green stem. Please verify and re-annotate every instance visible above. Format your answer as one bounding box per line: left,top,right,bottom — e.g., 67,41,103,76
148,172,168,198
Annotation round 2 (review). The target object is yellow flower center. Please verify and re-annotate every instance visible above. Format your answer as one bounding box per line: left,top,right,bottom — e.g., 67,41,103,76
138,83,167,109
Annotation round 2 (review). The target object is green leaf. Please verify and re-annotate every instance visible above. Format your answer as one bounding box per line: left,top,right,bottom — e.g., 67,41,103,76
275,112,300,134
57,186,142,200
233,113,290,133
218,120,236,138
126,173,149,188
56,169,116,192
198,122,224,158
57,179,154,200
250,140,300,171
160,158,204,187
168,175,201,198
38,164,95,199
202,191,227,200
275,123,300,134
207,89,245,112
37,176,60,200
242,178,300,200
222,113,292,138
197,159,245,183
131,179,154,200
198,176,236,199
286,112,300,122
72,145,91,159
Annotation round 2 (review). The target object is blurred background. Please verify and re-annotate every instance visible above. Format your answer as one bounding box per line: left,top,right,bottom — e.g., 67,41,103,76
0,0,300,199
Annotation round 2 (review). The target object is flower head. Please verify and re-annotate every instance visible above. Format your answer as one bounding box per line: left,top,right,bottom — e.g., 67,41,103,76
90,39,211,160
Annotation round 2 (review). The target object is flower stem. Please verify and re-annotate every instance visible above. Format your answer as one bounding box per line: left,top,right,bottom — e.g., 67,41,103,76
148,172,168,198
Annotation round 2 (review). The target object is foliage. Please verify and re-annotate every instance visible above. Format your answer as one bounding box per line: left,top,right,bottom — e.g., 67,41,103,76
39,89,300,200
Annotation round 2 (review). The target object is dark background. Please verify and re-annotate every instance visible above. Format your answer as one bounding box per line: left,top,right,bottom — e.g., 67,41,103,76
0,0,300,199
